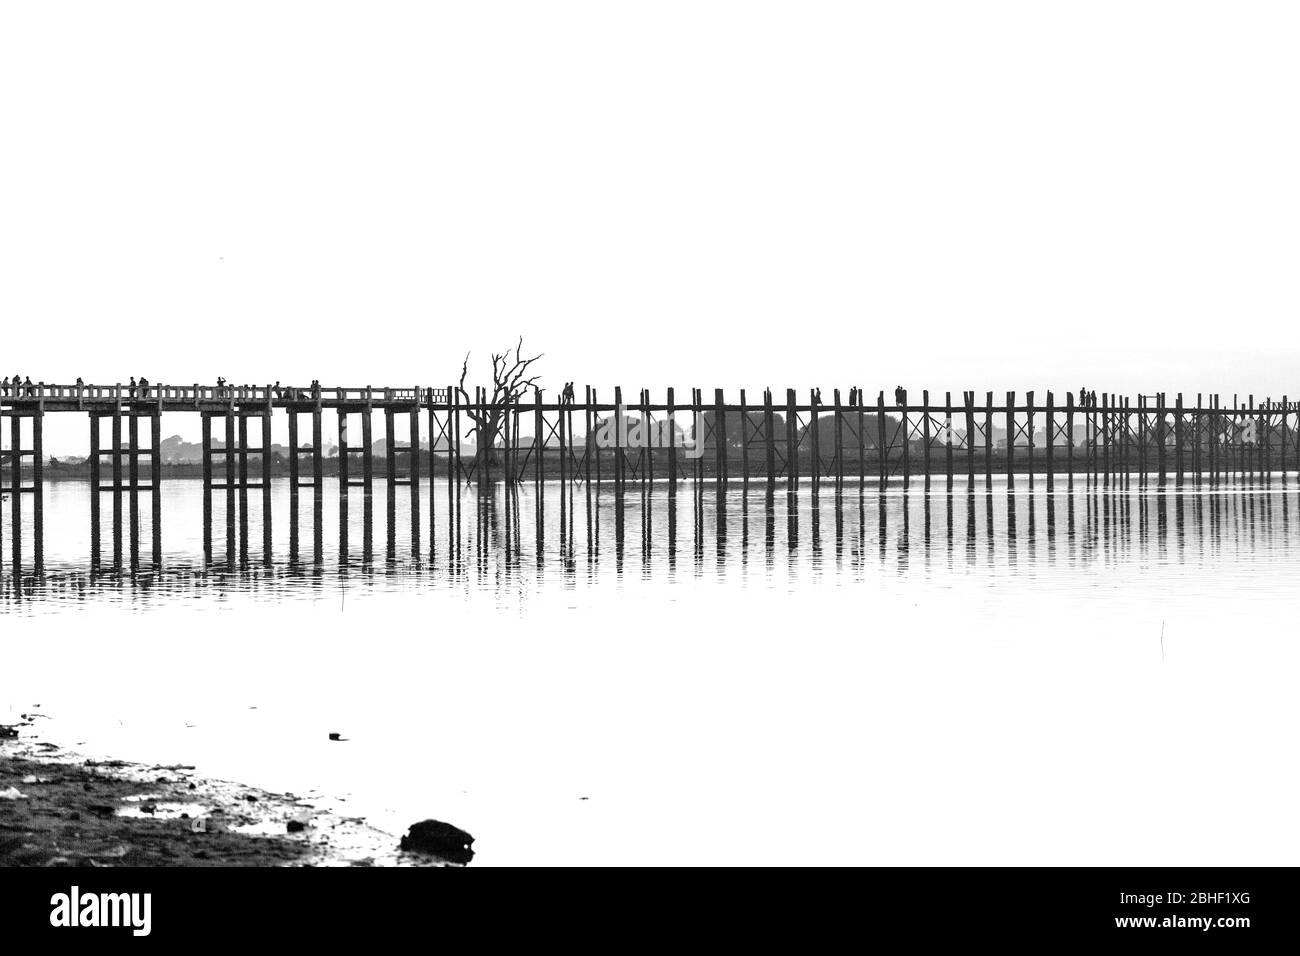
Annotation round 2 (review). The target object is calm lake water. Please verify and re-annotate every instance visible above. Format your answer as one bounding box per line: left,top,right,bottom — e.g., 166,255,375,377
3,476,1300,865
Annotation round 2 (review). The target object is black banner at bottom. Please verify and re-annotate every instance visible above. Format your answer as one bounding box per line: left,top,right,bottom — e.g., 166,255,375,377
0,866,1294,945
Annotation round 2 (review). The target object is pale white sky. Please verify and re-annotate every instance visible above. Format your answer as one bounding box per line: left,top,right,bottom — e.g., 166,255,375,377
3,2,1299,454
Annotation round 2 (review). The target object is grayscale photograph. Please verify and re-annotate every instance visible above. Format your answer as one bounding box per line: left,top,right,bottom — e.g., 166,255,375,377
1,0,1294,943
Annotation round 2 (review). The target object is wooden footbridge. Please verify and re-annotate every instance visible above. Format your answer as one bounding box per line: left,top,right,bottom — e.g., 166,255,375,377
1,381,1295,571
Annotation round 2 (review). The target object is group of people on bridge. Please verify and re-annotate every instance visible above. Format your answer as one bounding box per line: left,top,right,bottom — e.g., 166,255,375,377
1,375,35,397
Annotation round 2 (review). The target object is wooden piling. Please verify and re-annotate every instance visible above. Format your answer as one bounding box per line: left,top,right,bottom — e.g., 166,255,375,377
944,391,954,491
741,389,751,488
1101,393,1110,488
585,386,594,486
762,389,775,487
984,392,993,490
808,388,820,492
1005,391,1015,485
856,389,866,492
201,413,211,562
112,402,123,565
224,411,235,565
614,385,625,491
129,413,140,566
410,406,421,551
534,387,544,488
667,387,678,486
1157,392,1167,482
786,388,798,491
715,388,726,484
385,408,396,531
1065,392,1074,483
1025,390,1035,483
238,415,249,561
876,391,888,492
921,389,932,490
32,412,43,569
834,388,845,491
90,414,102,560
1175,393,1184,482
900,389,909,489
10,414,21,568
1042,391,1052,490
964,391,976,487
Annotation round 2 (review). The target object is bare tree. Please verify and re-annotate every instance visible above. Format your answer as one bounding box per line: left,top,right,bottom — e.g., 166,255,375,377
456,337,543,468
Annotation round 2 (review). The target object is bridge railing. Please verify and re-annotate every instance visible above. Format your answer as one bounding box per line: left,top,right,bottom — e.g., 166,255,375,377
3,383,453,405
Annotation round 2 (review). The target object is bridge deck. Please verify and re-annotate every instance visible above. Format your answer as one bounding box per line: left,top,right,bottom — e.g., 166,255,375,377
0,383,448,411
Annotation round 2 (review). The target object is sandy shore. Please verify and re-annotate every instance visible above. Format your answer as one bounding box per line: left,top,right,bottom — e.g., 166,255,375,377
0,717,455,867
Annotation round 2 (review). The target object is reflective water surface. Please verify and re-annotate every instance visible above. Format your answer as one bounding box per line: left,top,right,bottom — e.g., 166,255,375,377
3,477,1299,865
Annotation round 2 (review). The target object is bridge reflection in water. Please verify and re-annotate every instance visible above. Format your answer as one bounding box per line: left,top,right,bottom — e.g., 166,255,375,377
1,476,1294,607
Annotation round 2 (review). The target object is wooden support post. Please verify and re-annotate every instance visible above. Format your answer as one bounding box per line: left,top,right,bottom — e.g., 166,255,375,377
32,412,43,569
1102,393,1110,488
9,414,19,569
667,387,678,486
740,389,751,487
1005,391,1015,485
715,388,726,484
385,408,396,531
451,387,462,488
288,410,299,493
763,389,776,487
1175,393,1185,482
876,391,888,492
641,388,651,486
1208,395,1218,481
693,388,704,488
338,409,350,492
312,404,324,553
362,403,373,497
786,388,798,491
1157,392,1167,482
808,388,820,491
559,390,569,488
129,412,140,567
1025,390,1035,483
856,388,866,492
261,409,272,563
427,394,437,549
900,389,910,489
112,403,123,566
534,387,544,488
1194,392,1203,483
224,411,235,565
1277,395,1287,481
613,386,625,491
943,391,954,491
238,414,249,563
90,414,102,562
585,386,594,486
1045,391,1054,490
834,388,845,491
410,407,421,552
964,391,976,487
201,414,211,562
1066,392,1075,482
921,389,932,490
984,392,993,490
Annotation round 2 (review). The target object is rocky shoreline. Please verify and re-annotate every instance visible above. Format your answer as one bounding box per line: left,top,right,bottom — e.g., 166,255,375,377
0,720,467,867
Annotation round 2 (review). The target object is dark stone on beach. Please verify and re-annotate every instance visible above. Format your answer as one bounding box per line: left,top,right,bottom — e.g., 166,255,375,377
88,805,115,818
244,794,258,802
328,733,343,741
287,819,307,833
68,812,80,821
400,820,475,863
0,725,18,739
